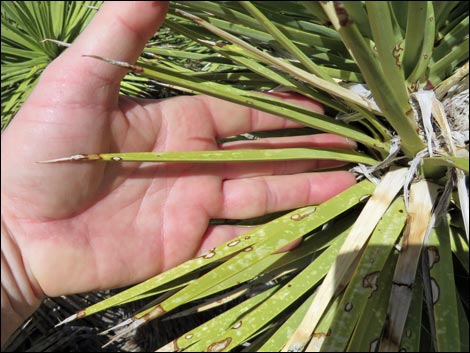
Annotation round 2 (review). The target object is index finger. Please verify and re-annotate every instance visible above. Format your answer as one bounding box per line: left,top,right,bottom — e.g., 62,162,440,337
43,1,169,105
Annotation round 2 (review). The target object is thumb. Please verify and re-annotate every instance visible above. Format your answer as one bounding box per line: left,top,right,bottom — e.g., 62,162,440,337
47,1,169,104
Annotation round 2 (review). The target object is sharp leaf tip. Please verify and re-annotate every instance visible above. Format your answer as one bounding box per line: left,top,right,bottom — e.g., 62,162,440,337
55,313,78,327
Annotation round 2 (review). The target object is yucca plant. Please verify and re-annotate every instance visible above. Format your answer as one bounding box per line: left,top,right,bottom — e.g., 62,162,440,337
1,1,194,131
1,1,97,129
35,1,469,352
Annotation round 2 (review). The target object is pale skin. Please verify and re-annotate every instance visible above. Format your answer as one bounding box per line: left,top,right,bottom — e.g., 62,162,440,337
0,1,357,346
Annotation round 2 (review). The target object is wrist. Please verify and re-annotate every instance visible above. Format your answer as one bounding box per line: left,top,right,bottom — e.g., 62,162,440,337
1,217,44,347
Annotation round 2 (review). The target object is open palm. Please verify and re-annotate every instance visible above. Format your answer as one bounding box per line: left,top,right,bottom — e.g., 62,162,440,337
1,2,355,298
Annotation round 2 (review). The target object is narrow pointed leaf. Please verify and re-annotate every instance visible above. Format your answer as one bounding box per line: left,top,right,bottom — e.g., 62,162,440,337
366,2,409,108
406,2,435,84
346,251,398,351
174,9,385,116
320,197,407,351
62,55,391,152
257,292,316,352
156,286,279,352
397,273,424,352
136,181,375,321
60,181,375,323
239,1,333,82
42,148,378,166
284,167,408,352
449,225,469,273
187,220,352,352
426,219,461,352
321,2,425,157
379,180,440,351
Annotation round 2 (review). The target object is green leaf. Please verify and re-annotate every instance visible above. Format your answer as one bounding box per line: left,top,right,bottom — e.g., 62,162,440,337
398,271,424,351
239,1,333,82
320,197,407,351
457,296,470,352
158,286,280,351
1,1,101,130
285,167,408,352
257,291,316,352
88,148,378,166
423,156,470,175
366,2,409,108
174,1,347,53
450,225,469,273
186,218,352,352
346,251,398,351
87,55,388,153
62,180,374,322
427,219,461,352
321,2,425,157
402,2,428,77
406,2,435,85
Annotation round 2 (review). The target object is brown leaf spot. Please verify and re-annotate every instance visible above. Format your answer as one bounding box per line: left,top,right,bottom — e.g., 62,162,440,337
243,246,253,252
202,248,216,259
345,302,353,312
393,44,404,68
423,80,435,90
362,271,380,297
392,281,413,290
143,304,166,321
227,240,240,247
312,329,331,338
290,208,316,221
427,246,440,269
207,337,232,352
232,320,242,329
291,213,303,221
87,154,102,161
165,340,180,351
334,2,353,26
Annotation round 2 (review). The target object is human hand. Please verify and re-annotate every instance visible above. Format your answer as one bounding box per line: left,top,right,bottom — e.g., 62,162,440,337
1,0,356,308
